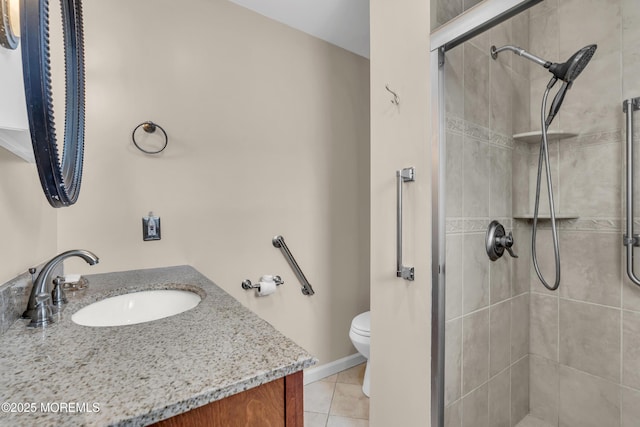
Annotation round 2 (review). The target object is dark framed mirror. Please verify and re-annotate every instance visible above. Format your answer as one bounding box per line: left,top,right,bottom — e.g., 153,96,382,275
19,0,86,207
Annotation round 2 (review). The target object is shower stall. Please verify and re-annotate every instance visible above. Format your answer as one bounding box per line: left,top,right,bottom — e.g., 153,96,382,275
430,0,640,426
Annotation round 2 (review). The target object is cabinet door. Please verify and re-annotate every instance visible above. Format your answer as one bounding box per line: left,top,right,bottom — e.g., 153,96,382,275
153,371,303,427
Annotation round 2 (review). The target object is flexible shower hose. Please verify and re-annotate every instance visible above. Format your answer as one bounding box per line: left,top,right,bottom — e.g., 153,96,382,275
531,78,562,291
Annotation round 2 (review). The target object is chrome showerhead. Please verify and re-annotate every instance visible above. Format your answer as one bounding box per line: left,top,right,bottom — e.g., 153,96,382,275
548,44,597,84
490,44,597,85
491,43,597,126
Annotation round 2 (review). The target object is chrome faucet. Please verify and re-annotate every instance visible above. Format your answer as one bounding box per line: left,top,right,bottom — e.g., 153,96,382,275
22,250,99,323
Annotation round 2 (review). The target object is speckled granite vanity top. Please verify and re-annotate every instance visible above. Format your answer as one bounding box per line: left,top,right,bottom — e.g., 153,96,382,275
0,266,315,426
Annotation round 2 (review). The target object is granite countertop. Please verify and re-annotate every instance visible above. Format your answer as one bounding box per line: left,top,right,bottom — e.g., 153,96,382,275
0,266,315,426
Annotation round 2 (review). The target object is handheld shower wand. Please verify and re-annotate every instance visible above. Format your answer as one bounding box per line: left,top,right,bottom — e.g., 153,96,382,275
491,44,597,291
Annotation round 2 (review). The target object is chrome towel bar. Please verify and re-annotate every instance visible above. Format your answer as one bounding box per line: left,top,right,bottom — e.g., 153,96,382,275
624,97,640,287
397,167,415,281
272,235,315,295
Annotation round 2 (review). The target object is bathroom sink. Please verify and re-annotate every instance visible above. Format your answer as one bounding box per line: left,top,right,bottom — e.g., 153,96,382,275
71,289,201,327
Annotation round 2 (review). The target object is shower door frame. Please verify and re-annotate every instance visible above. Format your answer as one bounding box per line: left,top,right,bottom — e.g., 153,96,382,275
429,1,542,426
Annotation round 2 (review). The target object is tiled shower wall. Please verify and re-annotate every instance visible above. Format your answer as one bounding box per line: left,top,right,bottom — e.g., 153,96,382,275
443,13,532,427
521,1,640,426
431,0,486,31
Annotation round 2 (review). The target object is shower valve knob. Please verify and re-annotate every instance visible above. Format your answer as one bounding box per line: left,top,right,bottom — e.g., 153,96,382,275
486,221,518,261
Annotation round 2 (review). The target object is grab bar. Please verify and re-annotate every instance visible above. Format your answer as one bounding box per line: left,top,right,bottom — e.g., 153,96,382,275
624,97,640,287
397,167,415,281
272,235,315,295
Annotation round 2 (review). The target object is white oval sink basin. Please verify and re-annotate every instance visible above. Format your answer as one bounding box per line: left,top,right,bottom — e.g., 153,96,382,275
72,290,201,327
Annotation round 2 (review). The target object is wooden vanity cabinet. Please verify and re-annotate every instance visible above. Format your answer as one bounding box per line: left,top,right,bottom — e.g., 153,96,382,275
152,371,303,427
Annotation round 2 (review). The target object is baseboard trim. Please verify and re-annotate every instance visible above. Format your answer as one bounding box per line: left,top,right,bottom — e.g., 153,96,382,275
303,353,367,385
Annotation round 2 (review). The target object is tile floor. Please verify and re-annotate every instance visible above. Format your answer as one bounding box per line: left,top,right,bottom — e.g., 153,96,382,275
304,365,553,427
304,363,369,427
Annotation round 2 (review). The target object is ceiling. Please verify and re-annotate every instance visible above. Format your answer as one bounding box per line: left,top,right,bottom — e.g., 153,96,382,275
227,0,370,58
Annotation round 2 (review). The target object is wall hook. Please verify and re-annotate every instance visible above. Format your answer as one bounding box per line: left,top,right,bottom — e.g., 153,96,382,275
385,84,400,106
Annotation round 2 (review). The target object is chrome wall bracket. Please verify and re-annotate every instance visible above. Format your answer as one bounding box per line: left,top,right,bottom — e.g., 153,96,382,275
623,97,640,114
397,167,415,281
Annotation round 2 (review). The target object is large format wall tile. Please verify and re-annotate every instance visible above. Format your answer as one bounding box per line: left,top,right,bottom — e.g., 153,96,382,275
464,44,490,129
489,370,510,427
446,234,463,321
463,233,490,313
512,227,530,296
527,138,560,217
560,50,623,135
490,61,514,137
490,255,512,305
622,387,640,427
436,0,462,29
622,0,640,52
559,142,622,219
490,300,511,376
558,366,620,427
622,310,640,390
446,318,463,406
558,231,621,307
446,132,464,219
511,293,530,362
462,383,489,427
445,46,464,120
530,293,558,361
559,299,620,382
512,73,531,134
510,356,529,427
462,308,490,394
528,0,557,20
622,48,640,103
512,145,530,217
445,399,462,427
530,355,559,426
491,144,513,218
558,0,621,60
510,12,530,78
463,137,491,218
623,255,640,310
528,9,558,82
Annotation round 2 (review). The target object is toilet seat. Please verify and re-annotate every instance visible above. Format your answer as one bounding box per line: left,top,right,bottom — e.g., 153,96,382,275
350,311,370,337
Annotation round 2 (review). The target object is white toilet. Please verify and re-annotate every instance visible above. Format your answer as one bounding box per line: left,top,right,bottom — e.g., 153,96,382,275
349,311,371,397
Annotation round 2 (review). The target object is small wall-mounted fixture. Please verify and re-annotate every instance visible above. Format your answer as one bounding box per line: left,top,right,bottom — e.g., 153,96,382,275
0,0,19,50
142,212,161,241
132,121,169,154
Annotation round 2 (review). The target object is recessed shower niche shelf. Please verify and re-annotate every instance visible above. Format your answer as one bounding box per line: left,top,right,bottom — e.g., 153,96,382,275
513,213,578,220
513,130,577,143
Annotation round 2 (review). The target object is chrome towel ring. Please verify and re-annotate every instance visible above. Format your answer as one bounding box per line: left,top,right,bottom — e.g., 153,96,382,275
132,121,168,154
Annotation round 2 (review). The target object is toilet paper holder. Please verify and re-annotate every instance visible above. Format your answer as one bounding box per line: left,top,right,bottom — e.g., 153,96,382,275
241,275,284,291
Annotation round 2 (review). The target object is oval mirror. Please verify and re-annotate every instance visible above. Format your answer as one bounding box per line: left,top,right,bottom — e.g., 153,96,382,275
19,0,86,207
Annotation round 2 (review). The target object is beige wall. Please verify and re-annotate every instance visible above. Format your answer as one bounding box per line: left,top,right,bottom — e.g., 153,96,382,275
0,37,53,283
369,0,431,425
54,0,370,365
0,149,57,284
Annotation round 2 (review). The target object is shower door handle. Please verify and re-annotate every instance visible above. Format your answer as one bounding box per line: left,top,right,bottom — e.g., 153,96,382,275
623,97,640,287
396,167,415,281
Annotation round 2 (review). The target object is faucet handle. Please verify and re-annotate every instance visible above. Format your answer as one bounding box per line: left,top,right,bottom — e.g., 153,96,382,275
28,293,54,328
51,276,68,308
